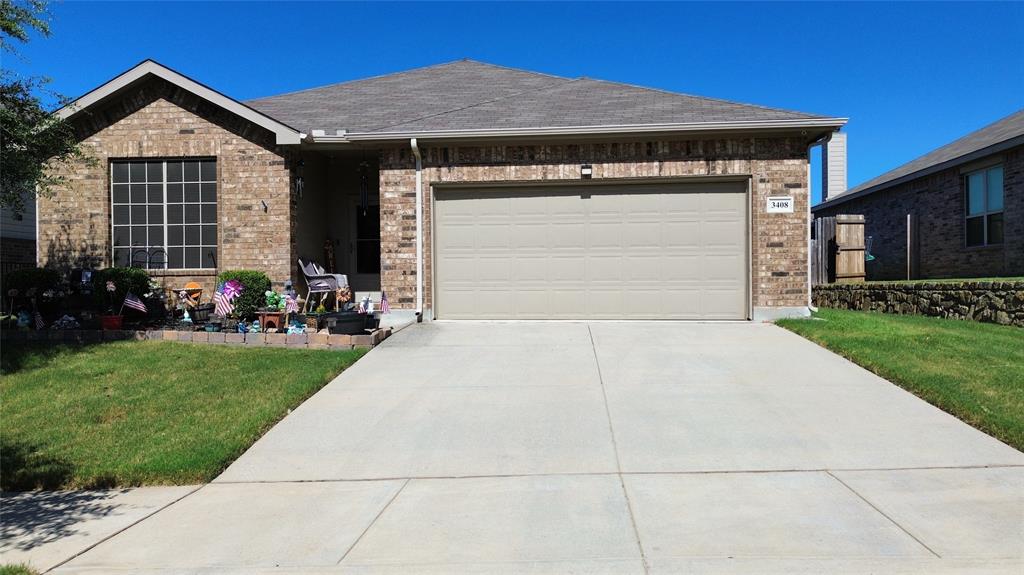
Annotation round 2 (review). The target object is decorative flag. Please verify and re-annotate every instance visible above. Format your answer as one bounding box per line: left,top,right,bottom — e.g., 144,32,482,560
34,312,45,330
123,292,148,313
214,283,234,317
357,295,368,314
380,291,390,314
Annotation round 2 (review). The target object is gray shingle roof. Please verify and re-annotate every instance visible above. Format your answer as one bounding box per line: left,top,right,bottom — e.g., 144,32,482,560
246,59,832,135
818,108,1024,209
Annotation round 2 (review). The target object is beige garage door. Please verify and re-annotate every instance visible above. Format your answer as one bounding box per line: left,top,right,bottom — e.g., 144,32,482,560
434,181,748,320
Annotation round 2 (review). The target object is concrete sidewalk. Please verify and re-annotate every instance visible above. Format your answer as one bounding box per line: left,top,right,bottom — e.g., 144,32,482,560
14,322,1024,573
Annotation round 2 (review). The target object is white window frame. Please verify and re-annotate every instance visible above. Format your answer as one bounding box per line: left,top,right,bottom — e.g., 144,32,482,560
964,164,1003,247
110,158,218,270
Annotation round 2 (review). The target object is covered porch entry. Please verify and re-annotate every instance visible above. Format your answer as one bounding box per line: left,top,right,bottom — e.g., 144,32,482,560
292,149,381,306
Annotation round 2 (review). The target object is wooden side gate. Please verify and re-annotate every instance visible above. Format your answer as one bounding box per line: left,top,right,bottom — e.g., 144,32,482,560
812,214,866,284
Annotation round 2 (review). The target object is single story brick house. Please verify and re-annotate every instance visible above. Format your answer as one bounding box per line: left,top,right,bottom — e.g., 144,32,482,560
814,109,1023,281
41,59,846,322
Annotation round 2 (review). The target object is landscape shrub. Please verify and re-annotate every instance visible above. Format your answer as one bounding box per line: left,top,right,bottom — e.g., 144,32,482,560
217,270,271,319
3,267,62,296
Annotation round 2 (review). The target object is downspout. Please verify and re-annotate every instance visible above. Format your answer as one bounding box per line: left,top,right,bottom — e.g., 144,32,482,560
807,131,833,313
410,138,423,320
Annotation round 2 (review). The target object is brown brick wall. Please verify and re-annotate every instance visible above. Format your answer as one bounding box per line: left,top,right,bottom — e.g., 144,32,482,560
814,146,1022,280
380,138,811,313
38,78,295,296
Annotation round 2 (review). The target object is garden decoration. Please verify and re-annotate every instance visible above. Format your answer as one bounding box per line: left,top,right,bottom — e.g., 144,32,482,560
251,320,262,333
52,315,81,330
17,310,31,328
334,285,352,311
100,280,124,330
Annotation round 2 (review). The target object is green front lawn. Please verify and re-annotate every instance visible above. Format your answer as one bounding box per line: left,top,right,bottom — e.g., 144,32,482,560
1,341,365,490
778,309,1024,451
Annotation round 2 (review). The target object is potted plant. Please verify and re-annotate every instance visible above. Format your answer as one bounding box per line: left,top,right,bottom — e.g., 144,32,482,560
99,280,123,330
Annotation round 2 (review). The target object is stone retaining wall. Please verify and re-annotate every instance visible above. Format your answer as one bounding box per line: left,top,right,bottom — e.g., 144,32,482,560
1,327,392,350
813,281,1024,327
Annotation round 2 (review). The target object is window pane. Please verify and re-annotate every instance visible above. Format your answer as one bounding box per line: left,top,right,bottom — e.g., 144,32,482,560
112,163,129,184
184,247,201,269
203,247,217,269
183,204,200,224
147,184,163,203
147,161,163,182
183,161,200,182
131,226,147,246
200,160,216,181
130,205,146,225
167,184,183,203
148,205,163,224
167,225,184,246
966,216,985,246
201,183,216,202
130,184,146,203
112,184,129,204
967,172,986,215
167,161,183,182
987,166,1003,212
184,183,200,203
167,247,184,269
129,162,146,183
113,226,129,246
201,204,216,223
149,248,167,269
113,205,130,225
148,225,164,246
167,205,183,224
113,248,130,267
987,213,1004,244
184,225,201,246
201,225,217,245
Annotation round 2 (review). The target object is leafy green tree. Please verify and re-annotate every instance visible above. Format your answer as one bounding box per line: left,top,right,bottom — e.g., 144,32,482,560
1,0,87,216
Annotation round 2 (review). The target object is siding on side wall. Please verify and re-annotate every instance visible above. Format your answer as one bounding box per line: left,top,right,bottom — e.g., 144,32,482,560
379,138,811,313
814,145,1022,280
38,78,295,296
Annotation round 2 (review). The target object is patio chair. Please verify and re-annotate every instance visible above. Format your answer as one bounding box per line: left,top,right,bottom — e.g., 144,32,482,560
298,258,348,313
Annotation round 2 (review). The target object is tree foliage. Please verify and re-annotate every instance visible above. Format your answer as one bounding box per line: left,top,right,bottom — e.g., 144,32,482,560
0,0,86,216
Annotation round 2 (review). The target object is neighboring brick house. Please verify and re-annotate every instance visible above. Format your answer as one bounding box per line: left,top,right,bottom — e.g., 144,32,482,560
41,59,846,321
814,110,1023,280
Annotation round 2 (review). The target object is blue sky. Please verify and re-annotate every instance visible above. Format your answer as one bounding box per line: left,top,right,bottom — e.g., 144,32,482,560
5,1,1022,204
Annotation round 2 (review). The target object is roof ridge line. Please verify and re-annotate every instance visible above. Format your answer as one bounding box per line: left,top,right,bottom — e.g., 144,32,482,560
581,76,832,119
456,58,573,82
245,59,477,103
837,107,1024,197
366,77,580,133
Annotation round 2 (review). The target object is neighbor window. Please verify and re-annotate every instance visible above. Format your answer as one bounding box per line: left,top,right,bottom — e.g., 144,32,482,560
111,159,217,269
965,164,1003,247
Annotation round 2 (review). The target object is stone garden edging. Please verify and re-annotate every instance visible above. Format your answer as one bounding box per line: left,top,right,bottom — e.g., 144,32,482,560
0,327,393,350
812,280,1024,327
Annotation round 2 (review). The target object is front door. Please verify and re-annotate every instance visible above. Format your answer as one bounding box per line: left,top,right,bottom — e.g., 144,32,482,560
350,200,381,293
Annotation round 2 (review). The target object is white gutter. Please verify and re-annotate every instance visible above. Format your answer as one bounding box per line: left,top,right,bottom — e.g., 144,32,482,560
308,118,848,144
807,131,834,312
410,138,423,319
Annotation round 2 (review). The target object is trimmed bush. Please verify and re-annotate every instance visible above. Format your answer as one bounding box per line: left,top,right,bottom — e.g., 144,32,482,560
92,267,151,313
217,270,271,319
3,268,62,296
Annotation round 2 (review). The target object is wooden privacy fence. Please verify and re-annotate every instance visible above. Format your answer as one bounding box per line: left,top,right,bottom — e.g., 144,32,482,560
811,214,866,284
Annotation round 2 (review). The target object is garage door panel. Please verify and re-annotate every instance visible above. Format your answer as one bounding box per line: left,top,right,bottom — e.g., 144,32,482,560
435,183,748,319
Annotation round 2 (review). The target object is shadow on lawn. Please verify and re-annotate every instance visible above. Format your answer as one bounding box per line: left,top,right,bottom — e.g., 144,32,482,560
0,341,107,376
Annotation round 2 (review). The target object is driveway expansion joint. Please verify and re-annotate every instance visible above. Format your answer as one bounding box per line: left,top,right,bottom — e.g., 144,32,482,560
335,478,410,565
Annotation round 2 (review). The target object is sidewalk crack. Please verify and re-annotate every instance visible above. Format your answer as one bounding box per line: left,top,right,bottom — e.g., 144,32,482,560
827,470,941,558
336,478,410,565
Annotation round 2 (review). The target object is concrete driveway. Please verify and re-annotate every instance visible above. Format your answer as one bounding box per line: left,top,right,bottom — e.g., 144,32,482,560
55,322,1023,573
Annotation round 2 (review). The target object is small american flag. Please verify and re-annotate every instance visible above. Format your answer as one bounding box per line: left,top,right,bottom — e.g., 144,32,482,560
123,292,148,313
356,298,366,314
34,312,45,330
214,284,234,317
379,291,390,314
